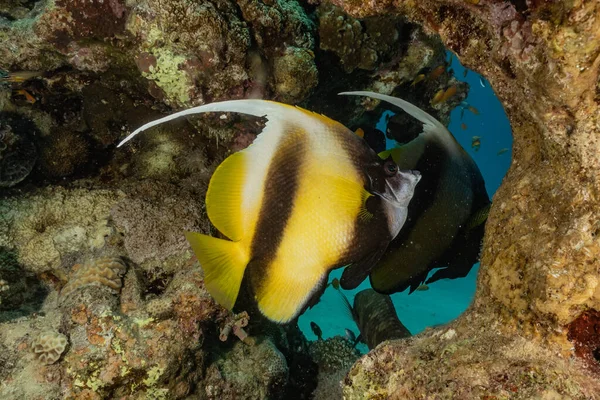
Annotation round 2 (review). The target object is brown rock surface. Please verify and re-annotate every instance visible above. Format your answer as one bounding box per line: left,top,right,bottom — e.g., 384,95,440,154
328,0,600,397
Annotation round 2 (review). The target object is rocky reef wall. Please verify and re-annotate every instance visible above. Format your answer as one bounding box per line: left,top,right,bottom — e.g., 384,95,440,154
327,0,600,398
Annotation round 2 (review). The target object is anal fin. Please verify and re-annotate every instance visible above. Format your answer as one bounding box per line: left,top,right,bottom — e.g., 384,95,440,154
255,266,329,324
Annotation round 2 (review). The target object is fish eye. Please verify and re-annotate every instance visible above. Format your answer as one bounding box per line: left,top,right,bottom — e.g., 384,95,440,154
384,160,397,176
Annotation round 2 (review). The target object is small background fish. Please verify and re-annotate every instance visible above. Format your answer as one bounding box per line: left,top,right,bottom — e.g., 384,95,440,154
310,321,323,340
472,136,481,151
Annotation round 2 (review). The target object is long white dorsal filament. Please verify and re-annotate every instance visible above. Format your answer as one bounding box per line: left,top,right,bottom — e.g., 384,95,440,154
117,100,294,147
338,91,458,150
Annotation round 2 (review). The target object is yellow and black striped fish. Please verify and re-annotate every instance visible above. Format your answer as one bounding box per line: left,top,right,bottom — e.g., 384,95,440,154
118,95,421,323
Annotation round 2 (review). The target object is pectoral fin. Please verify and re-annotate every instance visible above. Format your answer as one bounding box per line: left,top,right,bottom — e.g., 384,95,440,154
325,173,373,222
340,245,388,290
369,256,430,294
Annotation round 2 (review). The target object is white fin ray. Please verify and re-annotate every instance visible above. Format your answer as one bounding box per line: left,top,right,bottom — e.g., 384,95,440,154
118,100,299,147
338,91,461,153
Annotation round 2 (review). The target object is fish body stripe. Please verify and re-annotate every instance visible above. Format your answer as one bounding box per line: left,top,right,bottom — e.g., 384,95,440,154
248,128,307,289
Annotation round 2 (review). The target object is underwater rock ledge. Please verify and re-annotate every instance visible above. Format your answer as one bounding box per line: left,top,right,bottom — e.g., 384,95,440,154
329,0,600,398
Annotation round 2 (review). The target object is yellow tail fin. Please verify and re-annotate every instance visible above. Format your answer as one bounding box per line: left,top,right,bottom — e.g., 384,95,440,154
185,232,249,310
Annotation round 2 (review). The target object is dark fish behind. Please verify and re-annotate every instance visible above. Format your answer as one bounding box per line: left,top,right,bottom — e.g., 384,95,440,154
339,92,490,294
354,127,386,154
337,287,411,350
361,127,386,154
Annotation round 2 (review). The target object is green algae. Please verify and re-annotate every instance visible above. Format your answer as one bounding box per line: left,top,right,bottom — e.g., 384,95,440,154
143,48,191,107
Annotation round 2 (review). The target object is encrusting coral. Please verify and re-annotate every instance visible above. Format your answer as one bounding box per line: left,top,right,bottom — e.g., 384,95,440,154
0,0,319,108
31,332,68,365
317,2,392,73
38,129,90,178
204,338,289,399
310,336,361,399
309,336,360,374
60,257,127,301
0,186,124,275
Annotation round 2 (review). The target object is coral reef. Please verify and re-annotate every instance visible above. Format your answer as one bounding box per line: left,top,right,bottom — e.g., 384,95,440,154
0,111,38,187
271,46,318,103
0,0,455,154
329,0,600,396
203,338,289,399
317,2,395,73
110,180,210,267
0,279,7,298
343,318,600,399
568,310,600,373
307,2,459,131
309,336,360,374
0,186,124,275
0,248,48,321
80,83,151,148
0,0,319,107
0,173,322,399
309,336,361,399
38,128,89,178
32,332,68,365
56,264,215,399
60,257,127,300
0,248,318,399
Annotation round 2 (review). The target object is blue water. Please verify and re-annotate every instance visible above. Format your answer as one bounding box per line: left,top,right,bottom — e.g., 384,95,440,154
298,52,513,349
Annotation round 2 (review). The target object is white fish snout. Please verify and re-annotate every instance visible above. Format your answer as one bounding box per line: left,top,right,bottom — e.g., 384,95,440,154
402,169,421,184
